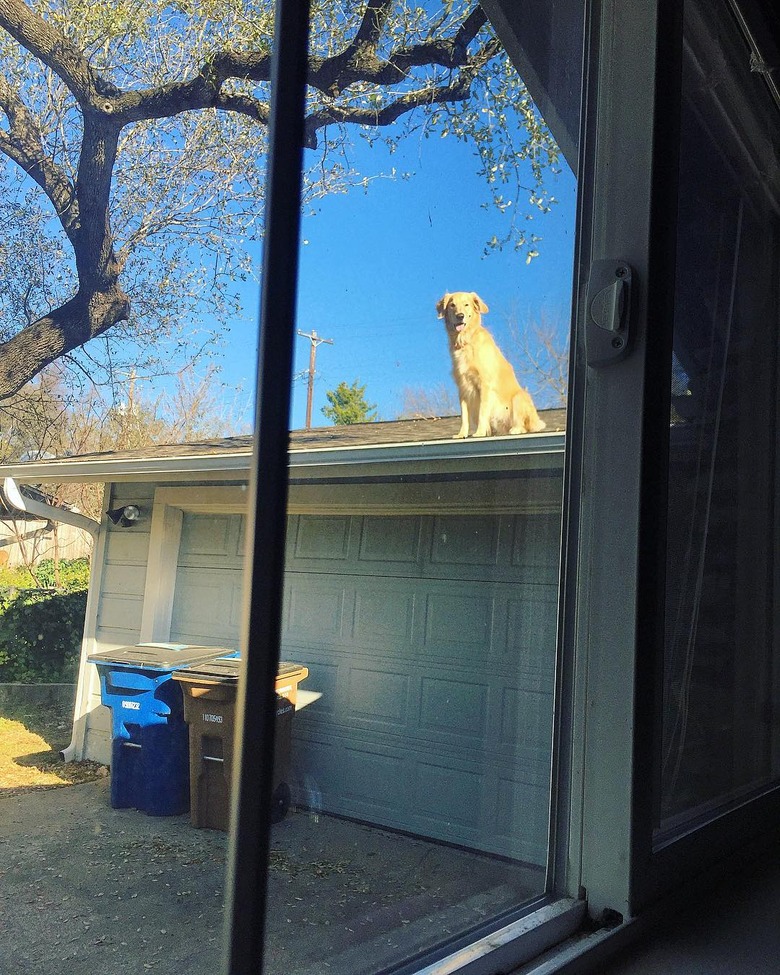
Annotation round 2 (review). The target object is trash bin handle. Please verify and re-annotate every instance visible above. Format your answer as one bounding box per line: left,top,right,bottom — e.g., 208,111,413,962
104,671,157,692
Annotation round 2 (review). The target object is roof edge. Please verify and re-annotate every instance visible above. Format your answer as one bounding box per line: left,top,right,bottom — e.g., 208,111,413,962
0,430,566,484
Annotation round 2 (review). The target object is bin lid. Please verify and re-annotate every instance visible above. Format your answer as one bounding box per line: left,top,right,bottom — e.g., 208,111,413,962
172,657,308,686
87,643,236,671
278,662,308,682
173,652,242,684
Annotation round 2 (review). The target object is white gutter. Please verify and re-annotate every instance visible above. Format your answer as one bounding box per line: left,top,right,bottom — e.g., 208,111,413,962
3,477,100,538
0,430,566,484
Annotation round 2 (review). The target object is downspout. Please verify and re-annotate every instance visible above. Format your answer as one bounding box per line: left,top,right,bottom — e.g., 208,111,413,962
3,477,102,762
2,477,100,537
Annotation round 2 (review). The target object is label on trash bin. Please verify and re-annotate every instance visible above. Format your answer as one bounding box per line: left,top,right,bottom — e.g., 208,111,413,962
121,700,141,710
203,713,223,724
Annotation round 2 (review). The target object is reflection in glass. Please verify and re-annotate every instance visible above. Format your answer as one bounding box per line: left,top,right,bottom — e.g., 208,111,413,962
659,0,780,835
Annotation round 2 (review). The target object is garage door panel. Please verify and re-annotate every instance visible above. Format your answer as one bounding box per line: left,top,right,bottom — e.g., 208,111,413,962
171,566,242,644
357,515,424,565
284,578,350,641
347,666,410,728
180,512,231,555
418,676,489,742
413,761,482,829
506,590,558,673
430,514,501,567
495,777,549,863
352,586,415,647
421,589,495,655
499,687,554,747
292,515,351,560
511,513,561,583
179,512,244,561
341,744,406,808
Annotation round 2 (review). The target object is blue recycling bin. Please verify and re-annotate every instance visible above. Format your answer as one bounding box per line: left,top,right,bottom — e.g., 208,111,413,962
88,643,232,816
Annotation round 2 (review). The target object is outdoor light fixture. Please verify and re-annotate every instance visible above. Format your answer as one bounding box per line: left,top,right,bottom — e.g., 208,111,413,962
106,504,142,528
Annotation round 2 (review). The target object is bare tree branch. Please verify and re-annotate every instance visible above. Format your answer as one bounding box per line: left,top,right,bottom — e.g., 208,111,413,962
305,37,500,148
0,76,76,229
0,0,111,106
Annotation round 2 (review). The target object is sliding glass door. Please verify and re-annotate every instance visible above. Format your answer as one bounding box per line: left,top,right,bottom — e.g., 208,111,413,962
226,0,780,971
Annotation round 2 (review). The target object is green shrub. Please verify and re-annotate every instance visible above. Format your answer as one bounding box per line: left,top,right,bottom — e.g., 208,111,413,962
0,565,37,588
0,587,88,683
0,556,90,592
34,556,91,591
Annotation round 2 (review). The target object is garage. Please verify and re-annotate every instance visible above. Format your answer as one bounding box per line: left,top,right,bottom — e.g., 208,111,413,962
0,413,565,866
166,487,560,865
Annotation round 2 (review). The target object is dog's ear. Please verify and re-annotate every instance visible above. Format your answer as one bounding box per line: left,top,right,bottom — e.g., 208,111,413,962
436,294,451,319
473,293,489,314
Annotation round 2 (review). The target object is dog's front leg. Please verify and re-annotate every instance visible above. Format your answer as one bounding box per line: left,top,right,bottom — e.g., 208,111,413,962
454,398,470,439
473,390,493,437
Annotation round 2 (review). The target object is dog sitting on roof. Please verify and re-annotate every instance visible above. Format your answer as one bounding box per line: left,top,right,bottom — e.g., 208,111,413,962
436,291,546,439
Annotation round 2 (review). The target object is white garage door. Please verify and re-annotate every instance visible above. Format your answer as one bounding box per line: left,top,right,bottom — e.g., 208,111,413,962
284,512,559,865
168,508,559,865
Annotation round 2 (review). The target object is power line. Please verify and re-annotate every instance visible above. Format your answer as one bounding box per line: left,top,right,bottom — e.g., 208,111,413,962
296,329,334,429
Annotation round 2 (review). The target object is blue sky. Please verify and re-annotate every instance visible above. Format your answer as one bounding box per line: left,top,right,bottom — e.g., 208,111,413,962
217,118,578,431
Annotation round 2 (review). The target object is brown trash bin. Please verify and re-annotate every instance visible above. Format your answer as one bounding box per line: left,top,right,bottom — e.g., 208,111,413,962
173,656,308,831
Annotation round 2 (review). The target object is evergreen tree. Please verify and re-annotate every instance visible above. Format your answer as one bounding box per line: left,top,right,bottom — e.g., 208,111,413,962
322,381,377,425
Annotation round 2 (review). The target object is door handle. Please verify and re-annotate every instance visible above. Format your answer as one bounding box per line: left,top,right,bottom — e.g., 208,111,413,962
586,260,634,366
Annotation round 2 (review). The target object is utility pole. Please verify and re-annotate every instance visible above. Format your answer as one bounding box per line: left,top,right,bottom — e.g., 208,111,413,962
297,329,334,428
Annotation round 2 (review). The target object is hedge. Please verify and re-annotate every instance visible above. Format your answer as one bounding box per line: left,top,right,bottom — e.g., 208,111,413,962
0,556,90,592
0,562,89,683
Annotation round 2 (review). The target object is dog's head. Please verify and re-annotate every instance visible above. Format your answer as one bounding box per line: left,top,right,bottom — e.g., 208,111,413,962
436,292,489,339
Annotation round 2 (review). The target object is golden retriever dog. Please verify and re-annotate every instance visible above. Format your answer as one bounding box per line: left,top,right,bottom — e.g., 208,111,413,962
436,291,546,438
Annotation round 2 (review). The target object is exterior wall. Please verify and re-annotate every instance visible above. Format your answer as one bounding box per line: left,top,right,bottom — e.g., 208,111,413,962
73,481,247,765
76,483,156,765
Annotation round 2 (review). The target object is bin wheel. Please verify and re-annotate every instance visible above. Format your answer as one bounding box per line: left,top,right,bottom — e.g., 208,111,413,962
271,782,291,823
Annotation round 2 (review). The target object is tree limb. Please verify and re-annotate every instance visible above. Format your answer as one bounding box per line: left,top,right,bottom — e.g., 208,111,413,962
304,36,501,148
0,285,129,400
0,1,522,403
0,75,76,231
307,5,489,94
0,0,111,108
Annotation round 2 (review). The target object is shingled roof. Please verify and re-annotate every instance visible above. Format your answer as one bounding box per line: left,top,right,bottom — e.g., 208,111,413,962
0,409,567,483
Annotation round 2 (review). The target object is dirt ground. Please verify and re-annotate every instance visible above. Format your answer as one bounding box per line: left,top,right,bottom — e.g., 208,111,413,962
0,698,105,792
0,700,543,975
